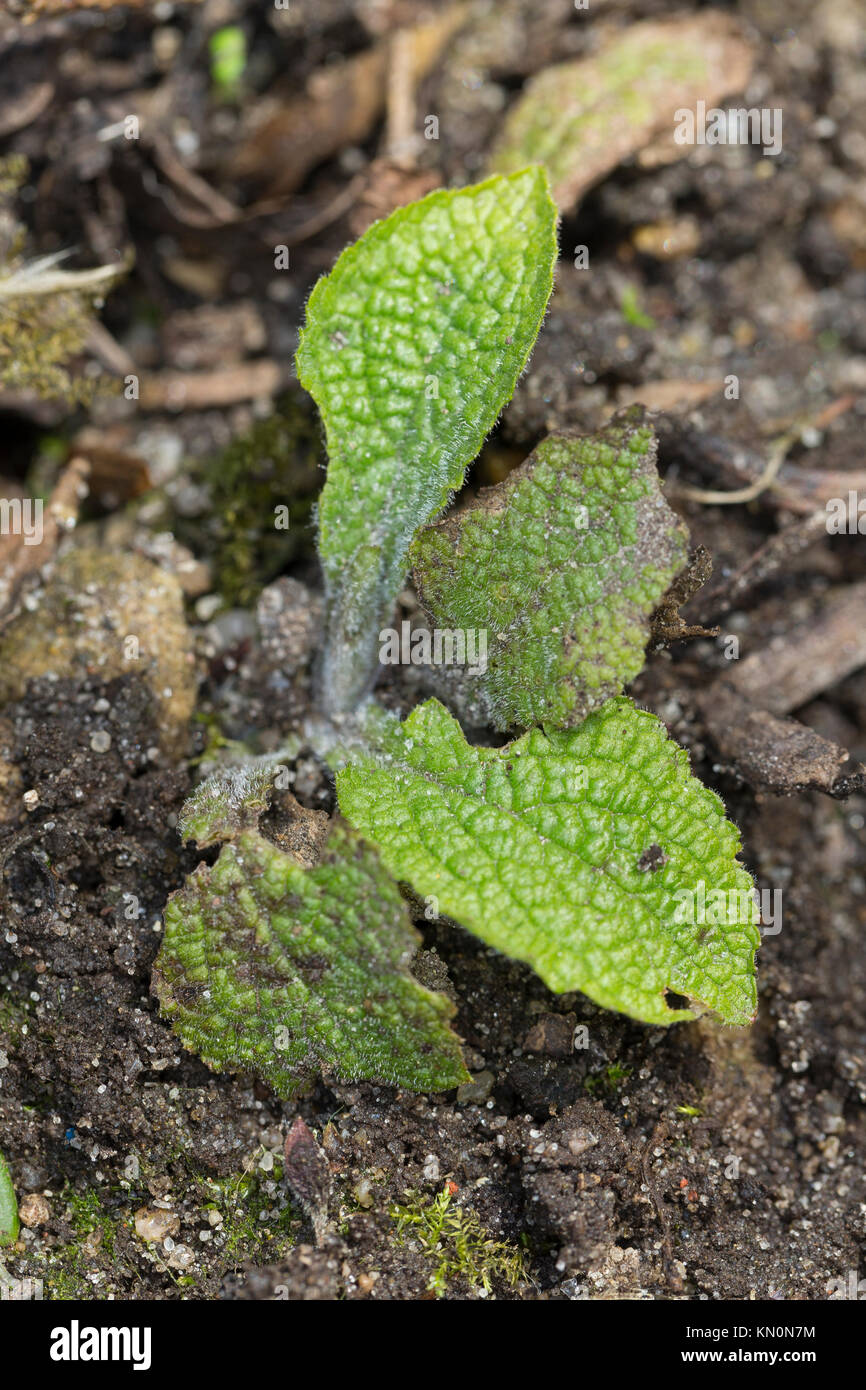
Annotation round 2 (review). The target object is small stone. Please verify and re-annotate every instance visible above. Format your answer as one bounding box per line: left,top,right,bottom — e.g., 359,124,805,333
456,1070,495,1104
18,1193,50,1227
566,1127,599,1157
90,731,112,753
422,1154,440,1182
134,1206,180,1242
257,577,323,673
82,1226,103,1257
165,1242,195,1270
194,593,222,622
523,1012,577,1058
23,789,39,811
632,216,701,260
353,1177,374,1209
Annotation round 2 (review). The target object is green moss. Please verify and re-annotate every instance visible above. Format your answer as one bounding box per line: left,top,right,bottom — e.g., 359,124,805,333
0,288,99,404
15,1162,297,1299
32,1187,128,1300
0,154,28,199
210,25,247,99
173,396,323,607
42,1259,95,1301
199,1156,297,1261
585,1062,633,1095
0,983,32,1048
390,1187,528,1297
0,156,125,405
64,1187,117,1257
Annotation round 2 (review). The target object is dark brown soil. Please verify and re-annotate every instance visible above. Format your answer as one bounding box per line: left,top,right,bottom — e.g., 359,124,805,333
1,0,865,1301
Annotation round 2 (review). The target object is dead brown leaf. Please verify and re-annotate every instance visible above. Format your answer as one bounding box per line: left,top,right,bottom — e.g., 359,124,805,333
230,5,469,198
489,14,755,212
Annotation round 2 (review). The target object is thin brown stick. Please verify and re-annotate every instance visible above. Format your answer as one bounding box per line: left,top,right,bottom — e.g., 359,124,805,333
723,580,866,716
694,506,830,620
138,360,283,412
0,456,90,618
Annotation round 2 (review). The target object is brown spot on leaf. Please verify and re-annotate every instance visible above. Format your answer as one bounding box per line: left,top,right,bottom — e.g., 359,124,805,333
637,844,668,873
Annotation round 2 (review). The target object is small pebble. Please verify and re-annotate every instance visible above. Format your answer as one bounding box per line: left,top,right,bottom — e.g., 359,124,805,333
353,1177,374,1209
456,1070,495,1104
134,1207,180,1242
18,1193,50,1228
165,1242,195,1270
195,593,222,622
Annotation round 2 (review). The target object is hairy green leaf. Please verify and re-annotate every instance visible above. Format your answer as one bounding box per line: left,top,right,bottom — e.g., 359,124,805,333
337,697,759,1026
153,823,468,1097
488,15,754,211
410,409,688,730
179,748,299,848
296,167,558,712
0,1148,18,1247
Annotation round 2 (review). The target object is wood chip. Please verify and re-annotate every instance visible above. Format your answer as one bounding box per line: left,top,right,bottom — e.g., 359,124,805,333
138,360,283,412
722,581,866,717
699,685,865,799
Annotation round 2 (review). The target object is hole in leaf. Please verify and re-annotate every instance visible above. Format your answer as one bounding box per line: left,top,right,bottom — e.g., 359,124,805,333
664,989,691,1012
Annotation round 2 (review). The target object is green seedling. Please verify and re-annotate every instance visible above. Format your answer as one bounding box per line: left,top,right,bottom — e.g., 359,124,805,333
620,284,656,330
155,168,758,1099
296,167,557,713
209,26,247,99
